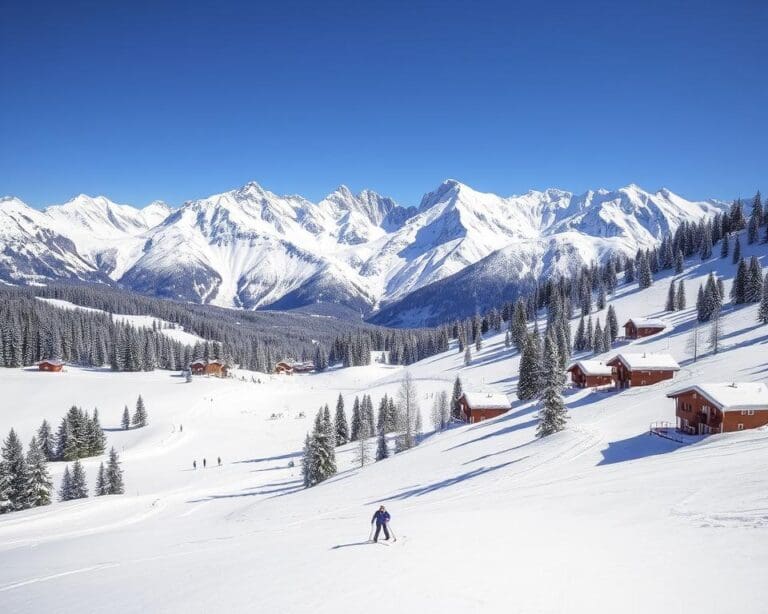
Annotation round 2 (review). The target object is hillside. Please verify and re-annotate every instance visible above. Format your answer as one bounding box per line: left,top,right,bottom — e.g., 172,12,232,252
0,233,766,612
1,181,726,323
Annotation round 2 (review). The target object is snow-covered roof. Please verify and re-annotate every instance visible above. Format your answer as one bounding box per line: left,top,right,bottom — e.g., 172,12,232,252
190,359,226,366
625,318,666,329
461,392,511,410
568,360,613,376
38,359,64,366
608,353,680,371
667,383,768,412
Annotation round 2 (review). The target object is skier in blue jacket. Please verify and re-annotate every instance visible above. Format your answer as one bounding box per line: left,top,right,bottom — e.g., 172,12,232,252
371,505,391,542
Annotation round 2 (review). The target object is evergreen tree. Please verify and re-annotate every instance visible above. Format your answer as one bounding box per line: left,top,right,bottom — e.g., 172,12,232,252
58,465,73,502
96,462,108,496
349,397,362,442
88,408,107,456
731,258,748,304
720,233,729,258
450,376,463,420
375,427,389,461
732,234,741,264
69,459,88,499
606,305,619,342
536,332,568,437
132,395,148,428
665,280,677,311
574,315,586,352
395,373,419,451
592,320,605,354
0,429,31,511
333,394,349,446
676,280,686,311
122,405,130,430
745,256,764,303
674,250,684,274
37,419,56,462
25,436,52,508
353,415,371,468
624,259,635,284
517,333,541,401
758,272,768,324
464,345,472,366
638,254,653,289
105,447,124,495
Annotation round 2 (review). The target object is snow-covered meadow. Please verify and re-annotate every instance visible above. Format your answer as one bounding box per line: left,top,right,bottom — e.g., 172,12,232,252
1,242,768,613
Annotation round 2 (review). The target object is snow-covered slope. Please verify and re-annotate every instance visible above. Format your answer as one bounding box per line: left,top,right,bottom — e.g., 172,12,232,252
1,236,766,613
2,181,724,321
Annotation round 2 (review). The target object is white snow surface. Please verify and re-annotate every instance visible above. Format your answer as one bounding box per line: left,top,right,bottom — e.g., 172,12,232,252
626,317,667,328
667,382,768,412
569,360,614,376
1,238,768,613
610,352,681,371
460,391,511,409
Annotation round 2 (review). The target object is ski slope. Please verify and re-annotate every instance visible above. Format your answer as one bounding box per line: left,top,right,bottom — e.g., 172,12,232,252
2,242,767,613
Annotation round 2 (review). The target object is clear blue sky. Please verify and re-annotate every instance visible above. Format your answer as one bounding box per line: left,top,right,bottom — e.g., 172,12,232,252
1,0,766,208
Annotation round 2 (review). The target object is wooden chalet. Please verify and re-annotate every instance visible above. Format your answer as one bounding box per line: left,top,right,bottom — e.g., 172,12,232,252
667,383,768,435
37,359,64,372
623,318,666,339
606,352,679,388
567,360,614,388
274,360,314,375
457,392,511,424
189,359,229,377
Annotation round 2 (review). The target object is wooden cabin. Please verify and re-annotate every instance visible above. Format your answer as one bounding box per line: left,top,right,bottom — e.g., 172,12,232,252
667,383,768,435
37,359,64,372
606,352,679,389
623,318,666,339
189,359,229,377
274,360,314,375
567,360,614,388
457,392,511,424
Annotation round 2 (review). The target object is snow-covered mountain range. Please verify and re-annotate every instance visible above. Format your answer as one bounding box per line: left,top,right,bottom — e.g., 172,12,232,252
0,181,725,324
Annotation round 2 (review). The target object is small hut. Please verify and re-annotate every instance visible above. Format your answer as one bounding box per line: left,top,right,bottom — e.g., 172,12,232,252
457,392,511,424
37,359,64,372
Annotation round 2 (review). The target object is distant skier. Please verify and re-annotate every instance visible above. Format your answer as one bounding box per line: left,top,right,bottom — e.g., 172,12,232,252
203,458,207,468
217,456,221,466
193,460,197,470
180,424,183,433
371,505,392,542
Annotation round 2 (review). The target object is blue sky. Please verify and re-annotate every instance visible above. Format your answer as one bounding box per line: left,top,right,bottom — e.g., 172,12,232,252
1,0,766,208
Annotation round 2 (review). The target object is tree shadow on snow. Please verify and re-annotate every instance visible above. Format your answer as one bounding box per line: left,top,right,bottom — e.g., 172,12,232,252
443,419,537,451
234,451,302,464
186,479,303,503
374,459,521,500
598,432,682,466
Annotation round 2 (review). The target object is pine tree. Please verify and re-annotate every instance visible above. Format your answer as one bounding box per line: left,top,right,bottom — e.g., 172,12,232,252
395,373,419,451
676,280,686,311
349,397,362,442
674,250,684,274
732,235,741,264
606,305,619,342
333,394,348,446
592,320,605,354
25,436,52,508
58,465,73,502
0,429,31,511
464,345,472,366
96,462,108,496
536,332,568,437
638,254,653,289
105,447,124,495
758,272,768,324
745,256,764,303
375,427,389,461
37,419,56,462
574,315,586,351
731,258,748,304
748,213,760,244
122,405,131,430
69,460,88,499
353,415,371,468
517,333,541,401
132,395,148,428
450,376,463,420
720,233,729,258
88,409,107,456
665,280,677,311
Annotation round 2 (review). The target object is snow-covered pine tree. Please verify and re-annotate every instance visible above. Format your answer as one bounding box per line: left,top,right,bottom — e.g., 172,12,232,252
666,280,677,311
106,447,124,495
720,233,729,258
333,394,349,446
731,258,748,304
363,395,375,436
516,332,541,401
322,404,335,448
301,433,313,488
638,253,653,289
69,460,88,499
606,305,619,342
88,409,107,456
0,429,31,511
450,376,463,420
122,405,130,430
25,436,52,508
58,465,73,502
592,320,605,354
375,427,389,461
674,249,684,274
574,315,586,351
353,415,371,468
758,272,768,324
676,280,686,311
536,331,568,438
37,419,56,462
624,259,635,284
396,372,419,451
132,395,148,428
732,234,741,264
585,317,594,352
745,256,764,303
464,345,472,366
96,462,108,496
748,213,760,244
349,396,362,442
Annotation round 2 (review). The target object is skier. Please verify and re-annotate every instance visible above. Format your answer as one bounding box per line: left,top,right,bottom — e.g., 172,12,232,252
180,424,183,433
193,460,197,470
203,458,207,468
370,505,391,542
217,456,221,466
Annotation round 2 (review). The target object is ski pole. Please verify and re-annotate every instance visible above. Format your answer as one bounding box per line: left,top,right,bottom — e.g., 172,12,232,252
388,523,397,542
